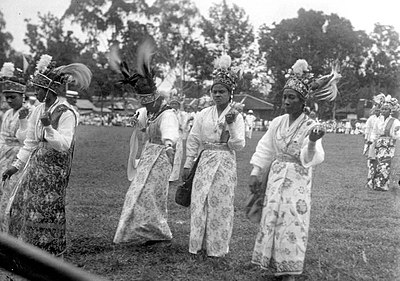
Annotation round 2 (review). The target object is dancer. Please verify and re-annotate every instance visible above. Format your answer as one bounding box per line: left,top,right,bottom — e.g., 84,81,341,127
2,54,92,255
113,40,179,244
183,54,245,258
367,95,400,191
249,59,341,280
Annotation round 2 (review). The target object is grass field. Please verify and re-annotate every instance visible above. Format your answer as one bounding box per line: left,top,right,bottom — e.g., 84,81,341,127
30,126,400,280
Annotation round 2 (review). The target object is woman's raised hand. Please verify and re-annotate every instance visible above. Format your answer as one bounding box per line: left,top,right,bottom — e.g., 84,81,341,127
309,125,325,142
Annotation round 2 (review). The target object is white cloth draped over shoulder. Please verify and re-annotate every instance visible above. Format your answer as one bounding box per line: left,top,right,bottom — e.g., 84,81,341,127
365,115,379,141
127,107,148,181
169,109,187,182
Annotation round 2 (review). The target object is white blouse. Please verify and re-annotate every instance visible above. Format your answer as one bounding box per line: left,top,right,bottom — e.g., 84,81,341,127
14,98,76,168
184,104,245,168
371,115,400,140
0,107,29,146
250,113,324,176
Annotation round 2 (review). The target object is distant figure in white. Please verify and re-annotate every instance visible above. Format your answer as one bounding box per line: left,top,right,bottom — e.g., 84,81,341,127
245,110,256,139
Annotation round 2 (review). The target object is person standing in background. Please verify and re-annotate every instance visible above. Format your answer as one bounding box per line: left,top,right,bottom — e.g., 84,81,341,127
245,109,256,139
367,95,400,191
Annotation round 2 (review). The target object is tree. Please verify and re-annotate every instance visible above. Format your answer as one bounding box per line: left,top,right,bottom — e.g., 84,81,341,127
63,0,149,51
24,13,84,65
0,11,14,63
363,24,400,97
201,0,254,59
148,0,211,95
258,8,371,118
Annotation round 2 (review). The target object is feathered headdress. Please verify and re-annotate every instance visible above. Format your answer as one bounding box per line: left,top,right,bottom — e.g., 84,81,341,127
284,59,341,101
373,93,386,108
31,54,92,95
109,39,158,104
212,54,242,92
0,62,26,94
382,94,400,112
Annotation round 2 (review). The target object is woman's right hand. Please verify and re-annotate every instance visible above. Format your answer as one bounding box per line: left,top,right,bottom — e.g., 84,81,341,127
249,175,260,193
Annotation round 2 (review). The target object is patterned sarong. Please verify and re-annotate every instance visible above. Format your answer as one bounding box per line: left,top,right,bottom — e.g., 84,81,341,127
8,142,74,255
189,145,237,257
114,142,173,243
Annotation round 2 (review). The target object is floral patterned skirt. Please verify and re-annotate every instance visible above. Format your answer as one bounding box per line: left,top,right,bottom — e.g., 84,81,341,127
252,159,312,276
114,143,172,243
8,143,73,255
367,137,395,191
0,143,22,232
189,148,237,257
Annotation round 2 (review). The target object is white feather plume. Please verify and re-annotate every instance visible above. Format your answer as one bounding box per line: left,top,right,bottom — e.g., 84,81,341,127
214,54,232,69
373,93,386,104
0,62,15,77
109,45,122,73
136,39,155,77
313,64,342,101
35,54,53,74
292,59,309,76
384,94,392,103
54,63,92,90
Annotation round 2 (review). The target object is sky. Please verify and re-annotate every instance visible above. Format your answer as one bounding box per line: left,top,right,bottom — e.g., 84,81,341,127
1,0,399,54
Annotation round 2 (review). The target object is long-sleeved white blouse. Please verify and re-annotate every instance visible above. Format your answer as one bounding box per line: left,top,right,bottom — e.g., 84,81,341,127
184,104,245,168
0,108,29,146
250,113,324,176
371,115,400,140
14,99,76,168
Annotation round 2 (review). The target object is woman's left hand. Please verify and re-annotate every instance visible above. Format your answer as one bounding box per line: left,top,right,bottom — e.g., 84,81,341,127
225,109,238,124
309,125,325,142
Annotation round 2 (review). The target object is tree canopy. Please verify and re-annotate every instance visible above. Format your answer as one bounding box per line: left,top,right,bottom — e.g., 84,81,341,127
0,1,399,119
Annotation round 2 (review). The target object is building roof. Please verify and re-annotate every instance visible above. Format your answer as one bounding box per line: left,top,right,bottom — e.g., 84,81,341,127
336,104,357,113
76,99,95,110
233,94,274,110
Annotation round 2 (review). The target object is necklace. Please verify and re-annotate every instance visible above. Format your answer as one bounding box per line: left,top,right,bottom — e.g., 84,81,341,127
277,114,308,149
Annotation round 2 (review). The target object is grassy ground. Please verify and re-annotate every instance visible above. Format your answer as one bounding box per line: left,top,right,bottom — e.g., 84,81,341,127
7,126,400,280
